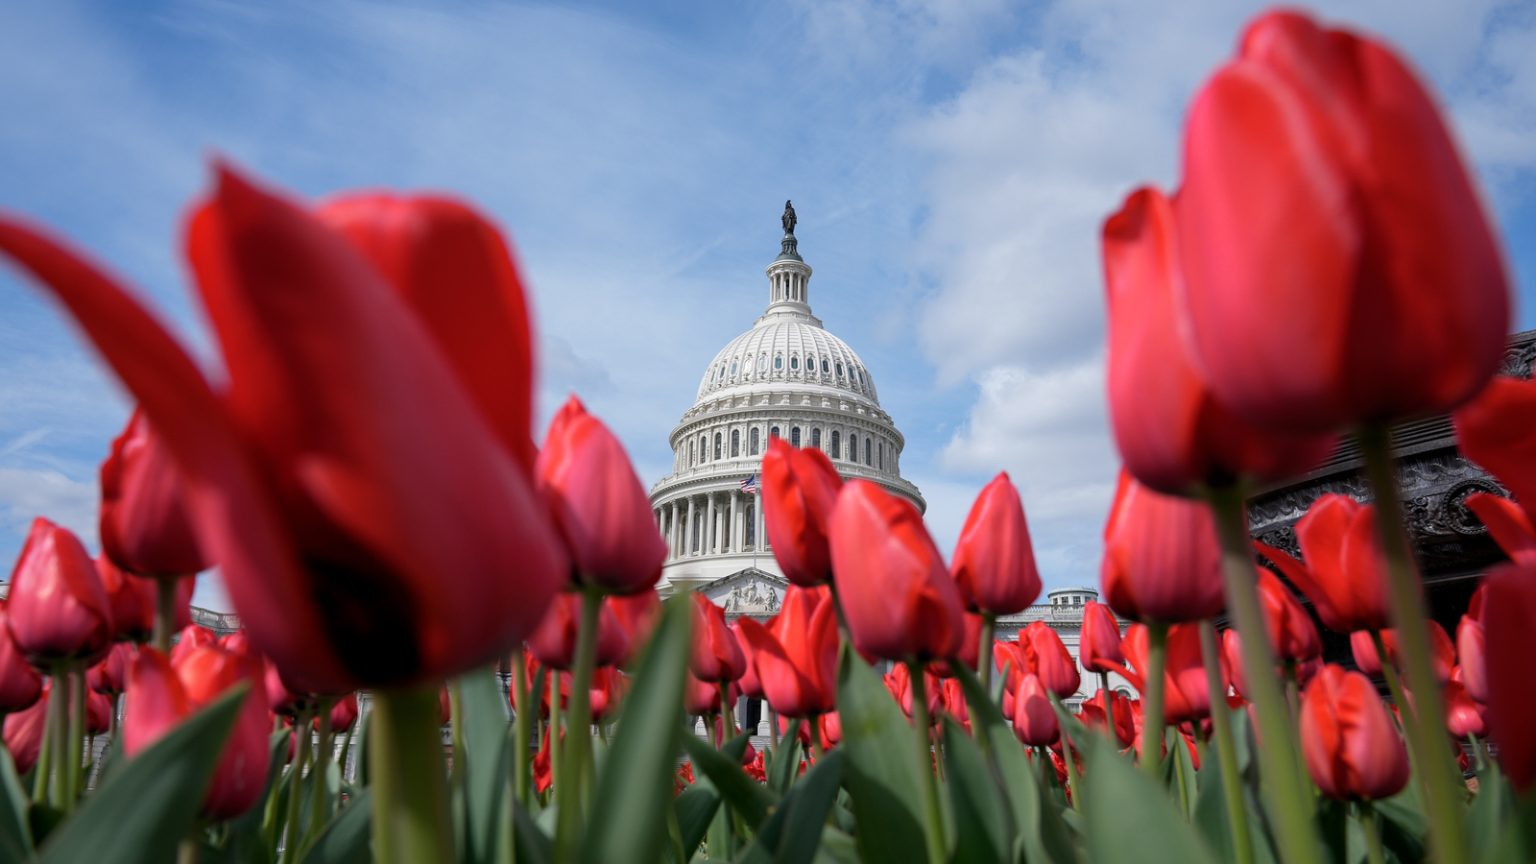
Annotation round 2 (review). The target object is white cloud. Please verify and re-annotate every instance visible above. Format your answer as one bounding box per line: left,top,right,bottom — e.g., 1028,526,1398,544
0,467,99,547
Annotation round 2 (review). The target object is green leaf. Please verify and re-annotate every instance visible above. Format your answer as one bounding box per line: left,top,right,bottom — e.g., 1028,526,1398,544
579,597,692,864
834,648,929,863
512,799,552,864
298,789,372,864
1469,762,1510,864
1081,732,1218,864
739,748,846,864
0,748,34,863
352,711,371,788
950,662,1074,864
40,684,247,864
1373,790,1427,863
1191,740,1233,857
1165,727,1198,817
767,722,803,796
221,728,289,864
672,785,719,860
456,668,513,864
940,719,1008,864
680,732,774,828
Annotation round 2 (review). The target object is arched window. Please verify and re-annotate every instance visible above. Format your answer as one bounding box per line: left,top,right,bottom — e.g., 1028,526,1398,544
729,360,738,376
865,439,872,466
693,512,703,554
808,355,818,376
730,429,740,457
770,426,780,440
811,428,821,449
775,354,783,371
700,435,707,462
790,356,800,372
821,358,830,375
848,434,857,462
836,362,845,378
758,355,768,373
689,440,696,466
878,442,884,469
791,427,801,448
830,430,841,459
714,432,722,460
749,428,760,456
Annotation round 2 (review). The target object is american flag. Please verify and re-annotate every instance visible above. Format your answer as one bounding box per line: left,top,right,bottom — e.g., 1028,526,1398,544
739,474,760,494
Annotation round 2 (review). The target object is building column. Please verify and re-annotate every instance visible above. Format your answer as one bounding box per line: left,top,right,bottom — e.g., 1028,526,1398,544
685,497,696,556
668,501,679,558
732,493,744,555
705,494,716,556
755,495,765,551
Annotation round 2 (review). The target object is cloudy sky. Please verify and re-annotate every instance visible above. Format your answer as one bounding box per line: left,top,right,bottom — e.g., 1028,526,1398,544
1,0,1533,612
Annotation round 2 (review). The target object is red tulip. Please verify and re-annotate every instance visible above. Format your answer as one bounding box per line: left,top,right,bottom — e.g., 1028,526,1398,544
820,711,843,749
1079,601,1124,675
537,397,666,594
1,685,49,773
123,642,271,819
534,731,554,795
885,663,943,725
85,689,113,735
1020,622,1080,699
1300,665,1410,800
264,661,310,718
1080,689,1135,748
1102,185,1334,494
939,677,970,732
6,517,113,668
1479,563,1536,790
830,480,964,662
689,594,745,683
930,611,984,678
1257,494,1390,634
1463,492,1536,568
170,625,219,668
1118,623,1211,724
1012,673,1059,747
0,602,42,712
1455,376,1536,507
735,586,838,718
684,671,736,717
1176,9,1508,435
1349,623,1454,683
733,621,764,700
0,165,567,693
993,641,1025,692
97,555,193,645
99,409,208,578
1256,569,1321,662
1456,587,1487,704
950,473,1041,615
88,642,135,697
526,591,630,671
328,693,360,733
1100,471,1224,623
1444,680,1485,739
608,590,661,668
761,439,843,587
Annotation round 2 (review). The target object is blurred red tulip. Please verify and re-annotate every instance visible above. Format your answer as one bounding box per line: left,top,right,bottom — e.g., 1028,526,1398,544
124,642,271,819
1100,471,1224,623
1455,377,1536,510
884,663,943,725
733,621,765,700
6,518,113,668
930,611,984,678
0,601,42,712
1,684,48,773
171,625,219,668
1119,623,1211,724
1079,601,1124,675
1102,186,1334,494
328,692,360,733
0,165,567,693
97,555,195,645
1462,492,1536,568
1177,10,1508,435
1080,689,1135,748
1300,665,1410,800
89,642,135,697
830,480,963,662
950,473,1041,615
1481,563,1536,791
993,641,1025,692
609,590,661,668
1444,680,1485,739
537,397,666,594
688,594,745,683
939,677,970,733
684,671,736,717
99,409,208,578
1457,586,1487,704
1220,628,1247,699
819,711,843,749
85,689,113,735
735,586,837,718
1012,673,1059,747
761,439,842,587
264,660,311,718
526,591,630,671
1349,623,1454,683
1021,622,1080,699
534,730,554,795
1256,569,1321,662
1258,494,1391,634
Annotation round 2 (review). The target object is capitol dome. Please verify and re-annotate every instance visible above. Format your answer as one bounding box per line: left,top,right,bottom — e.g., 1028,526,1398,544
649,205,924,597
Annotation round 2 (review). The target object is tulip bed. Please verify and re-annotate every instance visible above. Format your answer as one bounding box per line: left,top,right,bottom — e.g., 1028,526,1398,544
1,7,1534,864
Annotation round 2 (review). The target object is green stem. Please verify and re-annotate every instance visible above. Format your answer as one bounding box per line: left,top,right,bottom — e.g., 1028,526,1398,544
46,671,69,808
368,686,454,864
66,667,84,810
1358,424,1468,864
978,614,996,692
548,676,562,803
1200,621,1254,864
282,710,311,864
1140,621,1167,780
153,578,180,654
1207,484,1322,864
1172,730,1191,817
719,684,736,740
34,679,56,803
1358,801,1386,864
554,587,603,861
1099,671,1119,748
512,649,532,805
906,660,946,864
307,700,334,849
338,725,355,785
1468,735,1488,774
1063,738,1081,813
449,682,465,783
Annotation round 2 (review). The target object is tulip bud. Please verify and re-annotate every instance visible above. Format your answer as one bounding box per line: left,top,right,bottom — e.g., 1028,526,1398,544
526,591,630,671
1012,673,1059,747
1457,587,1487,704
884,663,942,726
830,480,964,662
1480,562,1536,791
688,594,745,683
1444,680,1485,739
735,586,838,719
6,518,113,669
1121,623,1211,724
537,397,666,594
99,409,209,578
761,439,843,587
328,692,360,734
1255,569,1321,662
0,602,42,712
951,473,1041,615
1021,622,1080,699
1259,494,1391,634
88,642,135,697
1,685,49,773
608,590,661,668
1079,601,1124,675
1349,623,1454,683
1100,471,1224,623
1300,665,1410,800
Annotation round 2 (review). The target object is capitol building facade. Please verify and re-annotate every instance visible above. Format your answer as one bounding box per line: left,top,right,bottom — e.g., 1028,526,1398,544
648,207,1126,708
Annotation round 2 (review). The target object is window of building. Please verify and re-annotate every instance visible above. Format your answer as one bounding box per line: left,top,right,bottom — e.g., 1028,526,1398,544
714,432,722,460
865,439,872,466
689,440,696,466
745,499,756,547
758,355,768,373
821,358,829,375
769,426,780,440
790,356,800,371
729,360,738,376
878,442,884,469
791,427,801,448
750,427,760,456
699,435,707,461
811,428,821,449
830,430,841,459
730,429,740,457
848,434,857,462
836,362,845,378
775,354,783,370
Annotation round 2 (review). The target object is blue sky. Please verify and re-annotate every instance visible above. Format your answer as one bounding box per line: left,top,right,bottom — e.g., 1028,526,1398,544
1,0,1533,612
